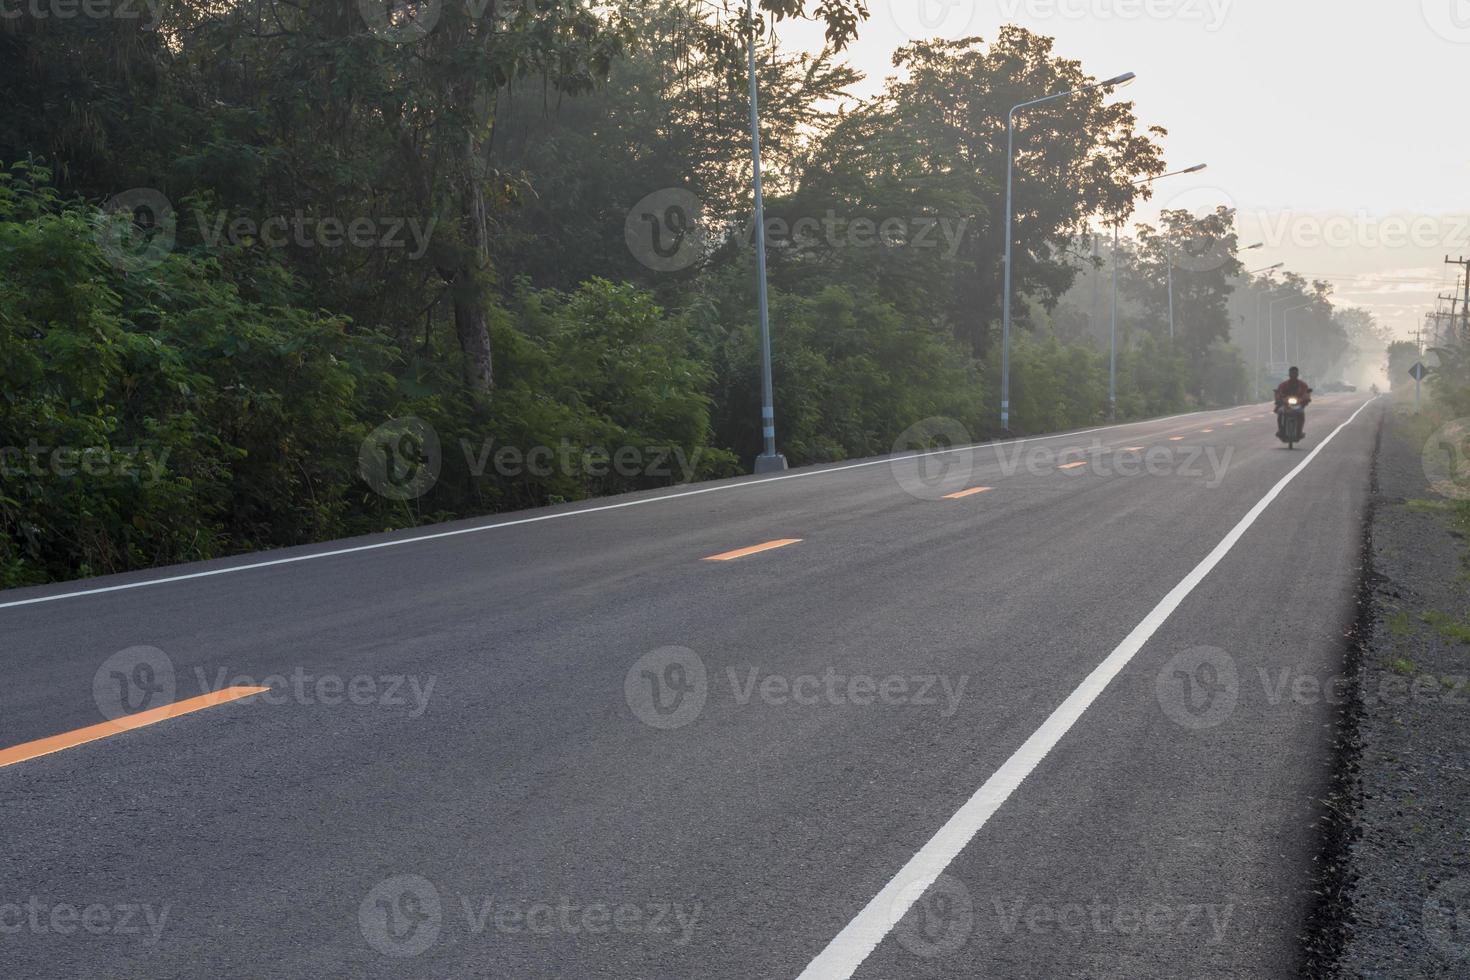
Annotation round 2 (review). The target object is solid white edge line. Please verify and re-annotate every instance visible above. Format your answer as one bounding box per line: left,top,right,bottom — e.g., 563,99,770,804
793,396,1379,980
0,401,1297,612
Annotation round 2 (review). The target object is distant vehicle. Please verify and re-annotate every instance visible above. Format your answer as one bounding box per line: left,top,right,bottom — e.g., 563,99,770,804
1319,381,1358,393
1278,397,1307,449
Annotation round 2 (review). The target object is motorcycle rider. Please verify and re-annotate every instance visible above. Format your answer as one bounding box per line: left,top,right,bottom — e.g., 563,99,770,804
1274,367,1312,439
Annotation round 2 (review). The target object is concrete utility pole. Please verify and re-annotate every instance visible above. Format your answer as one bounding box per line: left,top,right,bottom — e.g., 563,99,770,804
1002,71,1136,432
1091,232,1100,342
746,0,785,474
1440,290,1464,348
1448,256,1470,344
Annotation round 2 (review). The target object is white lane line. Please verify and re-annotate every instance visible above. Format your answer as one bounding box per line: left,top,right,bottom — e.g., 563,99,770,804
0,404,1278,612
793,396,1379,980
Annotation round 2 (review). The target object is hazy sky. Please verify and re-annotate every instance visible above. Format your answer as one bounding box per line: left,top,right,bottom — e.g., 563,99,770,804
776,0,1470,341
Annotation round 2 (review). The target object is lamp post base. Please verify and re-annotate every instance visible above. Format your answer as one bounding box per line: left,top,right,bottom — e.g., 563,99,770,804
753,453,788,474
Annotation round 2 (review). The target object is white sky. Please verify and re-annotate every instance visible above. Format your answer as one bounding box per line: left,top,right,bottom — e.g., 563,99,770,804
777,0,1470,341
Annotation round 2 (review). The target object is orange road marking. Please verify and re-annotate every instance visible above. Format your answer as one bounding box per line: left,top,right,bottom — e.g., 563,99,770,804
1058,462,1089,471
1200,428,1214,433
704,539,802,562
1169,436,1186,442
943,487,993,499
1121,446,1146,452
0,687,269,770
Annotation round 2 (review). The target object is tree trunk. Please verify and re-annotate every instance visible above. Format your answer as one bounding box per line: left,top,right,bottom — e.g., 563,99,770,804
453,289,494,395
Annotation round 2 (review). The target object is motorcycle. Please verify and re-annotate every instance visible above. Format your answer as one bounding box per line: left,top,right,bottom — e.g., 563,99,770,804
1276,397,1306,450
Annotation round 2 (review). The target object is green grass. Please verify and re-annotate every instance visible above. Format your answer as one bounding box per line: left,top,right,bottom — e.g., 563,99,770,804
1386,657,1417,676
1421,609,1470,645
1386,609,1415,637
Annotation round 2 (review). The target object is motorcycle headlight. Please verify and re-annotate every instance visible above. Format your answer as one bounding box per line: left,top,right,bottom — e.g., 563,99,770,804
1287,397,1300,406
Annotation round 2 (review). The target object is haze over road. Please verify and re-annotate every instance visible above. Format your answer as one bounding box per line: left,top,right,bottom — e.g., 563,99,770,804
1,395,1378,979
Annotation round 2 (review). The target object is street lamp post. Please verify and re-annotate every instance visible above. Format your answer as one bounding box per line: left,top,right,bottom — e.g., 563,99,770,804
746,0,785,474
1272,299,1311,372
1267,295,1303,373
1106,163,1206,419
1166,240,1173,339
1166,238,1258,340
1111,221,1119,417
1284,302,1312,366
1250,263,1284,395
1131,165,1208,347
1001,70,1135,433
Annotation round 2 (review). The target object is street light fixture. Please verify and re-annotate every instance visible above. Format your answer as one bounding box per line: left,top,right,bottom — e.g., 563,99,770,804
1000,71,1135,433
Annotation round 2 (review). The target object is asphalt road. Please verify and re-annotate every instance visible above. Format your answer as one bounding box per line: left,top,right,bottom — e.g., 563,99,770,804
0,395,1380,979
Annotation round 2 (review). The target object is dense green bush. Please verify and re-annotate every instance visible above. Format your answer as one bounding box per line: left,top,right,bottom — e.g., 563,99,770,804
0,165,732,585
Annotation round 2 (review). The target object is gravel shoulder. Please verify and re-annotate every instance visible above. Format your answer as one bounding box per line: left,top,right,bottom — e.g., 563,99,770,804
1332,406,1470,977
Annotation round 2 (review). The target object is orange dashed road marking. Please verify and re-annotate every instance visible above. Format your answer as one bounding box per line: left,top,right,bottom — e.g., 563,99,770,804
0,687,269,769
1121,446,1146,452
704,539,803,562
1058,461,1089,471
943,487,993,500
1200,428,1214,434
1169,436,1186,442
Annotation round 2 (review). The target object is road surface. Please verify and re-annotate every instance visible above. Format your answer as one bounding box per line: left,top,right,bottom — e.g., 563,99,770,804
0,395,1379,979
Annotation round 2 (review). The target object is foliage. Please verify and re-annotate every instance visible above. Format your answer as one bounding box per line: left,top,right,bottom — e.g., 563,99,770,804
0,4,1269,585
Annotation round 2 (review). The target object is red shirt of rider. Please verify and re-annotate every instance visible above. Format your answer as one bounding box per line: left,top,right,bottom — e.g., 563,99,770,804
1275,377,1312,406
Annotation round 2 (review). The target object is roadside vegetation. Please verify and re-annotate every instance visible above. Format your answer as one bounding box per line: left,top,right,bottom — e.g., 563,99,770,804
0,1,1376,585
